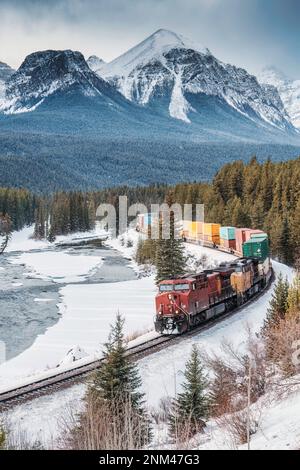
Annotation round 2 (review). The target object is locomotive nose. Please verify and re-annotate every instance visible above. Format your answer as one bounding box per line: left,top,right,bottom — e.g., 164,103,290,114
167,294,181,314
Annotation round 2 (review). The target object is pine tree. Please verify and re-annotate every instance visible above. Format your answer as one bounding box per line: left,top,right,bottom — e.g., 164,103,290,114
263,273,289,331
90,313,150,445
155,190,186,284
169,345,209,439
286,275,300,319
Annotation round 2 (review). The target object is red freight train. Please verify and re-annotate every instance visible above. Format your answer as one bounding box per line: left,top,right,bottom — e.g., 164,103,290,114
155,257,271,334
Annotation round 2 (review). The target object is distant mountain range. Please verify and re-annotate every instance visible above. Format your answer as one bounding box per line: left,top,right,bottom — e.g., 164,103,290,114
258,66,300,129
0,29,300,192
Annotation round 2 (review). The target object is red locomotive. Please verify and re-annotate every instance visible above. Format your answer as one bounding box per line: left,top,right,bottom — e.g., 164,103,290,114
155,257,271,334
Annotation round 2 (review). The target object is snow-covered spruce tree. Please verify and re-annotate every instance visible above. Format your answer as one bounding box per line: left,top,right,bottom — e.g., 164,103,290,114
155,191,186,284
169,345,209,440
262,273,289,362
88,313,151,447
286,274,300,319
263,273,289,331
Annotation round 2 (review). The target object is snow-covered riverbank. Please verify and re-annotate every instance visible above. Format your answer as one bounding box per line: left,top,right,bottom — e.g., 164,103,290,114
0,226,149,385
2,228,295,449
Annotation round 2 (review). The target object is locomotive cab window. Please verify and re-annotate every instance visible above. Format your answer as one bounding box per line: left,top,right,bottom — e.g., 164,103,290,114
159,284,174,292
174,283,190,291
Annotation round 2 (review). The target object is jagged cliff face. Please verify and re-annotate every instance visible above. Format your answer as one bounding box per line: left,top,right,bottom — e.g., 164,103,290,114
99,29,292,130
0,32,299,192
259,66,300,129
0,30,297,142
1,50,120,113
0,61,14,81
0,61,15,102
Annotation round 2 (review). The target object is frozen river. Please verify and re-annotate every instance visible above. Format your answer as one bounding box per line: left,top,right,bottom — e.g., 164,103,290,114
0,244,136,361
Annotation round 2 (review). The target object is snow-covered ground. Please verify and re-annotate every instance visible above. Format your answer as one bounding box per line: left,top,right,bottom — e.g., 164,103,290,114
6,224,107,253
0,227,155,387
1,227,298,449
6,226,50,253
196,378,300,450
10,251,104,284
0,275,155,385
0,232,300,447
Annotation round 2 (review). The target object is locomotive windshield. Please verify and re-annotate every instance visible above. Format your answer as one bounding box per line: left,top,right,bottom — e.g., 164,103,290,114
159,283,190,292
174,284,190,291
159,284,174,292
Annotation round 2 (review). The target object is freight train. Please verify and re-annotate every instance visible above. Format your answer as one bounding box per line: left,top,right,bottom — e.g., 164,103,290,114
156,221,271,334
136,214,272,335
155,256,272,334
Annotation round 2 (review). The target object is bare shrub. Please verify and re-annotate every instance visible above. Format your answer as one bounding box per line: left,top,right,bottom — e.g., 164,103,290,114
150,396,172,425
2,425,43,450
217,408,259,447
62,393,150,450
208,355,237,417
264,316,300,377
207,330,268,415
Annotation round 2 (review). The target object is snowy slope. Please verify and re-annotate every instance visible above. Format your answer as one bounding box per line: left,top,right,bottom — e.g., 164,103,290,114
0,61,15,82
99,29,293,130
259,66,300,129
140,259,293,408
1,243,296,449
0,61,15,108
0,50,126,114
101,29,209,78
10,251,104,284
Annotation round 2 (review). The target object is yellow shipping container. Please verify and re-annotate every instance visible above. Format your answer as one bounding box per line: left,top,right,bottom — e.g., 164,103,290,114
195,221,203,234
183,220,204,239
203,223,221,236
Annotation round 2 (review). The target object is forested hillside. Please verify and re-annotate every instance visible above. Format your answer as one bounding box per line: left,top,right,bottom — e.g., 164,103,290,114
0,187,36,230
1,156,300,264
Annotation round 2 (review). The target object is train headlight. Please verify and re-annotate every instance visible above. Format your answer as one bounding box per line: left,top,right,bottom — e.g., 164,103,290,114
168,294,172,299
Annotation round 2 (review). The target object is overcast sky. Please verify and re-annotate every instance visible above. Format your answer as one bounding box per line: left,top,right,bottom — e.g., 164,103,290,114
0,0,299,78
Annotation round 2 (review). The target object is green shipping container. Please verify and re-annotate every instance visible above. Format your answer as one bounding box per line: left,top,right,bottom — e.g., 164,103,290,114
250,232,268,240
242,237,269,261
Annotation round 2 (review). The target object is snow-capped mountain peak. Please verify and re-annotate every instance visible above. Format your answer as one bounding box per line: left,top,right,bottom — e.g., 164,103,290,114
1,49,116,114
259,66,289,88
97,30,293,130
258,66,300,129
100,28,210,80
87,55,106,74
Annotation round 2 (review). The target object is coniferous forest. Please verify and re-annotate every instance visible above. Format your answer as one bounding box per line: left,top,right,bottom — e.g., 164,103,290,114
1,156,300,265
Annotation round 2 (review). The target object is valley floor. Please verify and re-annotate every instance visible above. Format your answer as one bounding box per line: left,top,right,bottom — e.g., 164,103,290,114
1,227,298,449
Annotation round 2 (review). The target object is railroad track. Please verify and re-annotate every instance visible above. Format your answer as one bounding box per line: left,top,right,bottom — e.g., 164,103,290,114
0,269,274,409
